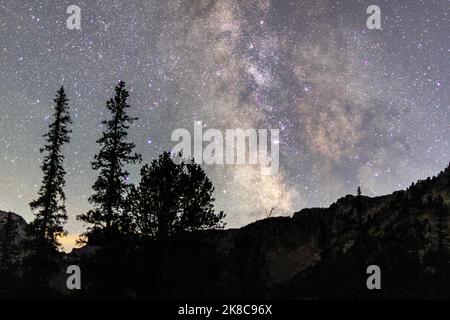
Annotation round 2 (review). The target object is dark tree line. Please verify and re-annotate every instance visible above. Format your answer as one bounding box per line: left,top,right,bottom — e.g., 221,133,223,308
6,81,224,298
76,81,224,244
3,81,450,299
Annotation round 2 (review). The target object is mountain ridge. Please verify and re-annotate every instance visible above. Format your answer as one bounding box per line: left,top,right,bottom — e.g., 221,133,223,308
1,162,450,299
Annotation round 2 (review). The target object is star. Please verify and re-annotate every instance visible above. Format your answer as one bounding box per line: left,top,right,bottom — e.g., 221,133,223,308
0,0,448,236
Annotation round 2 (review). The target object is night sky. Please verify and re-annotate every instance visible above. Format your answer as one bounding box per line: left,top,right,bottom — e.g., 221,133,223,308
1,0,449,239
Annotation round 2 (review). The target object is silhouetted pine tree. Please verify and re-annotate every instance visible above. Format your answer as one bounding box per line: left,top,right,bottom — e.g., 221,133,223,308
29,86,71,247
178,159,225,232
128,152,225,298
78,81,141,240
132,152,225,240
355,186,363,228
23,86,71,297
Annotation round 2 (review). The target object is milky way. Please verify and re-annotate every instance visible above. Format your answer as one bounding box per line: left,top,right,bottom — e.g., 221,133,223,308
0,0,449,236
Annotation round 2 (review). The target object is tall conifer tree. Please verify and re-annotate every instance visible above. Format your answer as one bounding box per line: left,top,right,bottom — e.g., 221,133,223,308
78,81,141,238
29,86,71,248
22,87,71,297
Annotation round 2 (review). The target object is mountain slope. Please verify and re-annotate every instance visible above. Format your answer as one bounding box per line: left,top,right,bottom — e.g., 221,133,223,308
209,163,450,299
2,164,450,299
0,210,28,257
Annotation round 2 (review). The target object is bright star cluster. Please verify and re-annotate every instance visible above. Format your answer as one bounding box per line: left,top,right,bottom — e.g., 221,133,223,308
0,0,449,236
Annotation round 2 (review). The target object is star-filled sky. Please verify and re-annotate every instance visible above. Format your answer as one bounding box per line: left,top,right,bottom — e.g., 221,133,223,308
1,0,449,237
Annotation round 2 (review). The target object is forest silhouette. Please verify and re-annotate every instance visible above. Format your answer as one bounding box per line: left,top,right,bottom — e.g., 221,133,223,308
0,82,450,299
